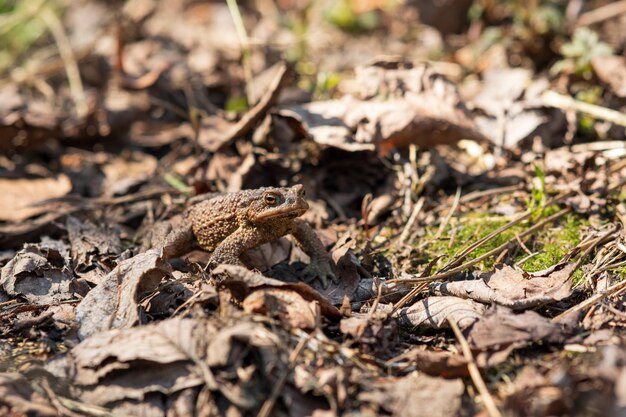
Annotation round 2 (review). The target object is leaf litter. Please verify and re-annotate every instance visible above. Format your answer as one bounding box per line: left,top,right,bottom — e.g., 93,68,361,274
1,1,626,416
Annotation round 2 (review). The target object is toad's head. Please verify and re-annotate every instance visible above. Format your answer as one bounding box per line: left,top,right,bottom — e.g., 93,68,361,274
246,184,309,223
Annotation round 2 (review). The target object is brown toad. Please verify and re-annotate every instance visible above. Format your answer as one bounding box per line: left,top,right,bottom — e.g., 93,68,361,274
161,184,337,287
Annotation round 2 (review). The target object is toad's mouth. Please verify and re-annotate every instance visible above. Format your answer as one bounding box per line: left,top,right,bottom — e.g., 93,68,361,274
252,207,307,222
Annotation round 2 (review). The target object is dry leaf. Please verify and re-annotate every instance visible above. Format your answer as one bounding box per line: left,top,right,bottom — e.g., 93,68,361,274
393,296,486,329
1,243,73,304
215,264,341,319
466,305,565,366
0,373,58,417
243,288,320,329
430,263,575,310
281,62,488,155
359,372,464,417
68,317,211,406
198,63,290,151
592,55,626,98
75,249,171,339
0,175,72,222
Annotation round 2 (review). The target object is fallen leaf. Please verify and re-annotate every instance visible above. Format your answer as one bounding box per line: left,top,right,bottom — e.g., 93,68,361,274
340,313,399,356
317,233,363,304
280,61,488,155
592,55,626,98
466,305,566,366
0,175,72,222
243,288,319,329
391,347,469,378
67,317,211,407
430,263,575,310
359,371,464,417
0,373,58,417
74,248,172,339
468,69,551,149
66,216,123,273
393,296,486,329
198,63,290,152
215,264,341,319
1,243,74,304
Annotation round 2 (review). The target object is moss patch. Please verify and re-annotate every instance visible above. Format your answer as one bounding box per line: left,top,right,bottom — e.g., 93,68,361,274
419,208,589,275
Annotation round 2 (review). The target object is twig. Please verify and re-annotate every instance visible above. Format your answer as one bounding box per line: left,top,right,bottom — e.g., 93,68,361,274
458,184,523,205
448,317,503,417
576,0,626,27
226,0,255,105
553,271,626,322
40,7,88,118
398,197,425,246
434,186,461,239
542,91,626,128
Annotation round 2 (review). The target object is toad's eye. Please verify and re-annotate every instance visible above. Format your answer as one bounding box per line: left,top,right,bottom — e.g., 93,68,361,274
264,193,281,206
300,189,306,197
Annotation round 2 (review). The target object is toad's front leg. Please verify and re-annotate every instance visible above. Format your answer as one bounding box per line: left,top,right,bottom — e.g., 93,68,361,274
290,219,337,288
209,225,266,268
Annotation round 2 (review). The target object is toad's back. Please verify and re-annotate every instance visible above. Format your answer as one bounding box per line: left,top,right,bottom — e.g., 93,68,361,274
188,191,255,251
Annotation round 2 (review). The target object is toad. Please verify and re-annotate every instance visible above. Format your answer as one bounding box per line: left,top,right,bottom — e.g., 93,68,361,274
160,184,337,288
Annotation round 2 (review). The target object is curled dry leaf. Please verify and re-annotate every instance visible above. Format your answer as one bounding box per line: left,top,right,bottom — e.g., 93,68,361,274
214,264,341,319
100,151,158,196
592,55,626,98
198,63,290,152
393,296,486,330
66,216,123,273
0,243,73,304
359,371,464,417
430,263,575,310
468,68,552,149
58,316,283,414
75,249,171,339
317,234,363,304
67,317,211,407
243,288,320,329
0,373,58,417
281,62,488,155
0,174,72,222
466,305,565,367
391,347,469,378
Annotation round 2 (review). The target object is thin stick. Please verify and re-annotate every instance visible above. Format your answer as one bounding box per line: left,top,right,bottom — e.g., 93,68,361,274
398,197,425,245
448,317,503,417
542,91,626,128
435,186,461,239
40,7,88,118
576,0,626,27
553,272,626,322
226,0,255,105
458,184,523,204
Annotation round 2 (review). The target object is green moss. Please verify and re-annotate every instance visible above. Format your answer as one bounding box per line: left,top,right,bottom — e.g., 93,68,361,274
419,209,589,274
421,212,525,271
519,213,588,272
